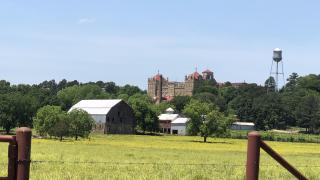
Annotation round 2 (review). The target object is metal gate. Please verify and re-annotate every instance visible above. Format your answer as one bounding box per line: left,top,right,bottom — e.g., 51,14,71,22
0,127,32,180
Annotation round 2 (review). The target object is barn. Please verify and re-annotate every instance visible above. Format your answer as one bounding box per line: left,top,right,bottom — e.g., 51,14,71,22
171,117,190,135
69,99,135,134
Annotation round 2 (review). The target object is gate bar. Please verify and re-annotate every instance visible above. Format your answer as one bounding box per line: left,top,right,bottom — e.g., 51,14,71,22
246,131,308,180
260,141,307,180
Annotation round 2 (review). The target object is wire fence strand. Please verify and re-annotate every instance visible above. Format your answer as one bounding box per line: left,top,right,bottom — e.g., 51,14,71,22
1,160,320,168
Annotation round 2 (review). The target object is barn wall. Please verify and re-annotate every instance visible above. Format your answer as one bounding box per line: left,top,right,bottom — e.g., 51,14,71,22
91,114,106,133
171,124,187,135
105,101,135,134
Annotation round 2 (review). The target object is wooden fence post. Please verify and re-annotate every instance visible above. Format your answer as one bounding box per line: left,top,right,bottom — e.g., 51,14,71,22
16,127,32,180
246,131,261,180
7,137,17,180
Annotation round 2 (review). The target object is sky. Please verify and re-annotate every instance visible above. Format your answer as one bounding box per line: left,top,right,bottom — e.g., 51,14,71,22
1,1,320,89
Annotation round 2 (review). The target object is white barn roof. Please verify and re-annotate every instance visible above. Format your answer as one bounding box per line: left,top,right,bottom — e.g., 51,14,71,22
68,99,122,115
158,114,179,121
166,108,174,112
172,118,189,124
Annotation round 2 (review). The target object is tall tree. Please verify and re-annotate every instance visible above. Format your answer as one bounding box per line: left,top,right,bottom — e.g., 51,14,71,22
265,76,276,92
57,84,110,110
33,105,65,136
0,95,16,134
128,94,158,133
170,96,191,113
68,109,95,140
295,94,320,133
183,100,214,135
200,110,230,142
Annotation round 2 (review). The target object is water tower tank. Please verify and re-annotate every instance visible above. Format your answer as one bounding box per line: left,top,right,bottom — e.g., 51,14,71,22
273,48,282,62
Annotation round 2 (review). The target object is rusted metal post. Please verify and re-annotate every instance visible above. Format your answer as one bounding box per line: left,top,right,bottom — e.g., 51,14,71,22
7,137,17,180
16,127,32,180
246,131,261,180
260,141,307,180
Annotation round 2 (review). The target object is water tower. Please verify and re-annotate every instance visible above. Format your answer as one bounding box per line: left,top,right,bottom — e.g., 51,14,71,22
268,48,285,92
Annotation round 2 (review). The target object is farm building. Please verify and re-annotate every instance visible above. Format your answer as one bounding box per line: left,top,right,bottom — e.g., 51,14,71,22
230,122,255,130
69,99,135,134
171,118,190,135
158,108,179,133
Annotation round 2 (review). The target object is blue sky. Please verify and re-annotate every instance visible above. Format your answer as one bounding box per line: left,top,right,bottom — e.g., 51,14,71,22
1,1,320,89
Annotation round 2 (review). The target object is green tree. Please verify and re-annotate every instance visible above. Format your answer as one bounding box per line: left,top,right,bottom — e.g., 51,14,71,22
33,105,64,136
285,72,299,91
200,110,230,142
252,93,288,130
68,109,95,140
183,100,214,135
119,85,143,96
170,96,191,113
57,84,110,110
151,102,173,116
145,109,159,132
0,93,37,134
265,76,276,92
50,113,70,141
128,94,158,133
104,82,120,94
296,74,320,92
295,94,320,133
0,95,16,134
229,84,266,122
183,100,231,142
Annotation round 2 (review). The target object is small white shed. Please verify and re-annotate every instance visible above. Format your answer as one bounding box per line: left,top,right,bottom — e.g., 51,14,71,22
171,118,189,135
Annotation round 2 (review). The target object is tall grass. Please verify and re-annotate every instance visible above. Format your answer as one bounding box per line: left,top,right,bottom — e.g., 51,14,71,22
0,134,319,179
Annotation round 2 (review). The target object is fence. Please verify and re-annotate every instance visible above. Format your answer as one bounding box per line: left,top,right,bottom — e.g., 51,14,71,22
246,131,308,180
0,127,32,180
0,129,311,179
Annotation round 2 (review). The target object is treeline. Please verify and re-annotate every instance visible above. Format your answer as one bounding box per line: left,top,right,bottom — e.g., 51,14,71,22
173,72,320,134
1,72,320,136
0,79,144,134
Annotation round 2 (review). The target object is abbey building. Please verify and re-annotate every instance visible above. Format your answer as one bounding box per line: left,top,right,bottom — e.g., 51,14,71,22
147,69,215,103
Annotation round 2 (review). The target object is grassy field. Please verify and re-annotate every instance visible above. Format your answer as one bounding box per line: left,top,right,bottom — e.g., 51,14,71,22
0,134,319,180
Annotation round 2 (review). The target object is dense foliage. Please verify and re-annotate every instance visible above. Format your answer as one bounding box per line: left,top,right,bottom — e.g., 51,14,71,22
1,72,320,135
33,106,94,140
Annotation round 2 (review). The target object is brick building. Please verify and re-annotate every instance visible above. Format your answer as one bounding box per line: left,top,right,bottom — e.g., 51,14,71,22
148,69,215,103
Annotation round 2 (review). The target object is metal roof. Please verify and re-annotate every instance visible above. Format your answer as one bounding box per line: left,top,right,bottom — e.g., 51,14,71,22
68,99,122,115
232,122,255,126
171,118,189,124
158,114,179,121
166,107,174,112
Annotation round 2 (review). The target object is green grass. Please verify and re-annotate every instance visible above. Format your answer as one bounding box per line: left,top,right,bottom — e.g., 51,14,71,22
0,134,319,179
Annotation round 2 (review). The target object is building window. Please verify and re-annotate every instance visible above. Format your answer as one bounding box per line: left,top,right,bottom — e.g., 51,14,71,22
107,117,109,122
112,117,114,122
118,111,120,117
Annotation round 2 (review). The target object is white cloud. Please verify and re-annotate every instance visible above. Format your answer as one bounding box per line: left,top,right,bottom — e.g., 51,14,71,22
77,17,96,24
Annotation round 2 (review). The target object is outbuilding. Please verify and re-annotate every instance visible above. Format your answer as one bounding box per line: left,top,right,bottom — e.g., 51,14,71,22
69,99,135,134
171,118,189,135
158,108,179,133
230,122,255,131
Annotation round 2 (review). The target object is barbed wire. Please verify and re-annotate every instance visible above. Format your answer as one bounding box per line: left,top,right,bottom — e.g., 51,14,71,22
1,160,320,168
1,160,319,168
